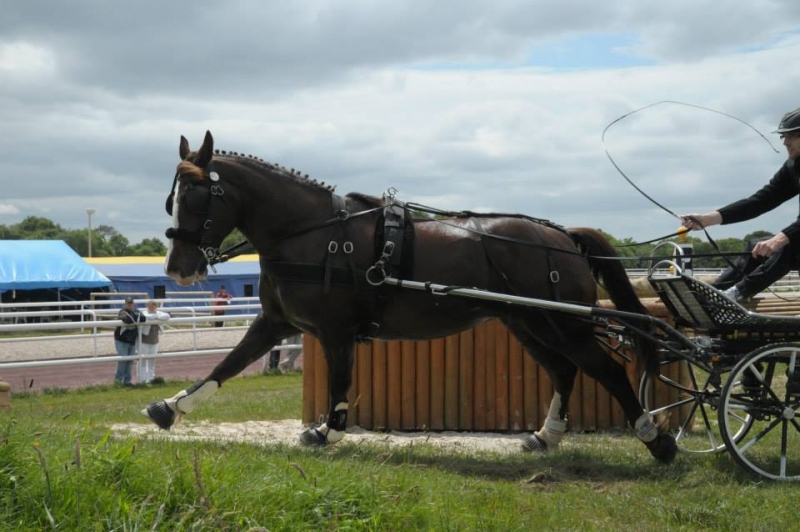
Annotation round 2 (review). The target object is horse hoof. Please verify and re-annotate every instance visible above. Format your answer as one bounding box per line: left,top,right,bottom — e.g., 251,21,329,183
299,427,328,447
142,400,176,430
646,434,677,464
521,434,548,453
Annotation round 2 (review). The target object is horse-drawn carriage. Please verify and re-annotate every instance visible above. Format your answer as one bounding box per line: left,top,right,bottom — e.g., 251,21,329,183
145,131,800,483
379,256,800,481
641,263,800,480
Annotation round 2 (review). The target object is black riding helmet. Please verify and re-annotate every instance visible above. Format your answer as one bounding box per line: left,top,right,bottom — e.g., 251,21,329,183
773,107,800,134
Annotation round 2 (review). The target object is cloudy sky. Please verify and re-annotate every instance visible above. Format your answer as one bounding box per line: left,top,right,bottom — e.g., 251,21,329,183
2,1,800,247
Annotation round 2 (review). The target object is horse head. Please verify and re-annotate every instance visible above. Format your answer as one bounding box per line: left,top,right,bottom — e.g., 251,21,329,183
165,131,239,285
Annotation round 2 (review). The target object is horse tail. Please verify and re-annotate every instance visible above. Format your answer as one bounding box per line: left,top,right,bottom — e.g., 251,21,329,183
567,227,659,377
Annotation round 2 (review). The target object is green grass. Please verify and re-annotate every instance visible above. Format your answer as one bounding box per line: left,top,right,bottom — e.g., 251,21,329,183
0,374,797,531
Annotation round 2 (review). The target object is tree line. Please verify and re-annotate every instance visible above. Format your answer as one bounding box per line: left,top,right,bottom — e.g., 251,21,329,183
0,216,168,257
0,215,771,263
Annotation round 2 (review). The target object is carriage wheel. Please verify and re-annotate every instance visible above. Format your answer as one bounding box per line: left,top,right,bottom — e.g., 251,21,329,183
719,343,800,481
639,357,752,453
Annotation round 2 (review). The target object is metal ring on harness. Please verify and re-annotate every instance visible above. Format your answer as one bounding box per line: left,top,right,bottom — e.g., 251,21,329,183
336,210,350,221
328,241,339,253
550,271,560,283
343,241,354,254
365,264,386,286
199,246,218,260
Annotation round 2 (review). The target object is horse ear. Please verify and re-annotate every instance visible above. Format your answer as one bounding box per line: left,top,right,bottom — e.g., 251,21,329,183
194,130,214,168
179,135,190,160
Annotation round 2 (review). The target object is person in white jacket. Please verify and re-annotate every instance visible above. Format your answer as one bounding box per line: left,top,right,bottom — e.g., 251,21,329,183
138,300,170,384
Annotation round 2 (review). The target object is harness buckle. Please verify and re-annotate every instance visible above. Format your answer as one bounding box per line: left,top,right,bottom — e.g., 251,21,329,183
380,241,395,260
203,219,212,230
336,210,350,221
210,185,224,196
328,241,339,254
343,241,354,254
550,271,560,284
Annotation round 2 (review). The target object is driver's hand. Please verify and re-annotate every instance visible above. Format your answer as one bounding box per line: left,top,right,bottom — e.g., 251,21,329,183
679,212,722,231
751,232,789,258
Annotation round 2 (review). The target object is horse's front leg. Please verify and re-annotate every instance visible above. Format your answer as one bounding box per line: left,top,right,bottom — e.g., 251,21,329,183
142,314,298,430
300,337,355,447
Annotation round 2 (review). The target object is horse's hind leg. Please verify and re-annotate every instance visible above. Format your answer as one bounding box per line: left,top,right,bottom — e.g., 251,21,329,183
299,336,356,447
142,315,298,430
503,319,578,453
553,329,677,463
506,318,676,463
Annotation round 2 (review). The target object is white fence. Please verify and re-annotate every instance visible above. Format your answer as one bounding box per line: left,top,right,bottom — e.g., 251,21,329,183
2,268,799,374
0,296,299,372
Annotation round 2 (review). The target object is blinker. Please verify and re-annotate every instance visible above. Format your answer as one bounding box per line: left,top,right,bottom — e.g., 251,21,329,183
185,184,211,214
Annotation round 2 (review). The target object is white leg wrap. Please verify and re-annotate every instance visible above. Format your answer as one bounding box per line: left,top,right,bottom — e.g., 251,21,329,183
546,393,563,419
318,402,348,444
635,413,658,443
167,381,219,415
316,423,345,443
534,417,568,448
533,393,567,448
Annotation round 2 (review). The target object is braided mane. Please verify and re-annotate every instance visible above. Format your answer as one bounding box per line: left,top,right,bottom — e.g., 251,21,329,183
212,150,337,193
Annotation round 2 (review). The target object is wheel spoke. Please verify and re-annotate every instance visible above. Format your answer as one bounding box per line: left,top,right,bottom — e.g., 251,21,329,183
649,396,695,417
716,343,800,480
643,359,743,454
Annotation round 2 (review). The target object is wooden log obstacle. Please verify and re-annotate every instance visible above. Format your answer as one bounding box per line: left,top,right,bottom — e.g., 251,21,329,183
301,299,691,432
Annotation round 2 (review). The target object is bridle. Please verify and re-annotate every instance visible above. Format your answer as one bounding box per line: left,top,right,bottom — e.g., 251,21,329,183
164,162,230,265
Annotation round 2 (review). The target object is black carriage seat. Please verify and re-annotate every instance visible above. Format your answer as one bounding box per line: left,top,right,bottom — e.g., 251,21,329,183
648,273,800,335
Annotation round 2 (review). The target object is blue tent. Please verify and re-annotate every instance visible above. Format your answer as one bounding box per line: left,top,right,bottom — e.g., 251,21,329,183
88,256,261,303
0,240,111,294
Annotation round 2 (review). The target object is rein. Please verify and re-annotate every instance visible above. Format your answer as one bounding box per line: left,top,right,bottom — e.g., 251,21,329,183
167,152,749,284
209,193,750,273
429,218,749,262
210,202,384,266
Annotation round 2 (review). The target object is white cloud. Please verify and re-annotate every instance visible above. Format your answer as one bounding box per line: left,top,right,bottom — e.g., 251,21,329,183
0,204,20,216
1,2,800,246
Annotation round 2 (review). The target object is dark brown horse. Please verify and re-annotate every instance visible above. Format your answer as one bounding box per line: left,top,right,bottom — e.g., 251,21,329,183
143,131,676,463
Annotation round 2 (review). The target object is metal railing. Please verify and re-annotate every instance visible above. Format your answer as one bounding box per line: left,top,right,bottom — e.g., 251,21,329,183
0,296,299,372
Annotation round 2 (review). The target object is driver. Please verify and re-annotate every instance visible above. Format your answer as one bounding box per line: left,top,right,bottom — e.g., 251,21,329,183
680,106,800,303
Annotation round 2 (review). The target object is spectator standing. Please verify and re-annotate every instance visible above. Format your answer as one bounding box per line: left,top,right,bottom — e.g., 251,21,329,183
212,285,233,327
114,297,145,386
138,300,170,384
278,334,304,373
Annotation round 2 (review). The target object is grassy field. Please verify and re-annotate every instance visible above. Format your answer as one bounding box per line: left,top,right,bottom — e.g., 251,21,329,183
0,374,797,531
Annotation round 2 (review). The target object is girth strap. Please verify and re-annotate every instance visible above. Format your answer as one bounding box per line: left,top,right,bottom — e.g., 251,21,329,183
364,200,410,338
382,202,406,278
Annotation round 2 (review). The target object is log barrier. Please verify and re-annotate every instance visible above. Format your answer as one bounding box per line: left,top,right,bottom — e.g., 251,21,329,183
302,298,692,432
